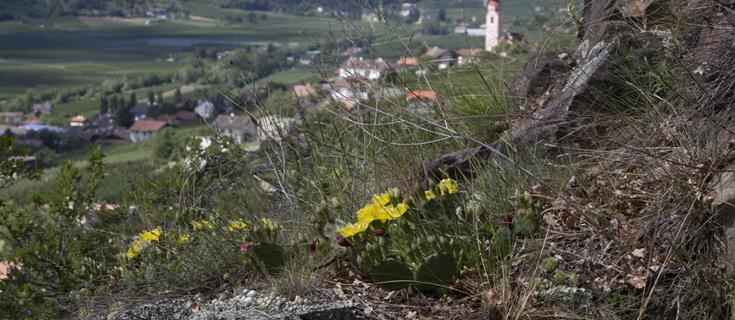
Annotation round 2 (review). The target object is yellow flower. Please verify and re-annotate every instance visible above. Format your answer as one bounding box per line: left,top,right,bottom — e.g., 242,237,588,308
338,222,370,238
425,189,437,200
140,227,161,242
261,217,278,230
228,219,249,232
177,234,191,244
193,220,214,231
438,179,459,195
372,191,392,206
358,203,389,224
126,239,144,260
385,202,409,220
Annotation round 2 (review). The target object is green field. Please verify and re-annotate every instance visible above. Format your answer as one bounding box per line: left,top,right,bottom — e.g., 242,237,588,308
0,3,376,101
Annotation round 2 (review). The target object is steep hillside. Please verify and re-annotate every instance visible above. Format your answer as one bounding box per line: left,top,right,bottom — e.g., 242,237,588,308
2,0,735,319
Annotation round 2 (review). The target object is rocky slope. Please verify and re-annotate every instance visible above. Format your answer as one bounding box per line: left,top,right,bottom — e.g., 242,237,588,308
93,0,735,318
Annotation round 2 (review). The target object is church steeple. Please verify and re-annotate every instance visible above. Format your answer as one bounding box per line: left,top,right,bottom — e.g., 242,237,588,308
485,0,501,52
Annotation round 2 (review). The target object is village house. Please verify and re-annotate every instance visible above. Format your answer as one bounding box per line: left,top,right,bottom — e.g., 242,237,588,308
293,84,318,108
374,86,405,102
406,90,440,109
0,125,28,137
395,57,419,69
130,103,150,121
21,123,66,134
457,48,484,65
83,112,130,145
85,113,129,144
298,50,321,65
424,47,459,70
32,102,53,116
325,78,369,108
9,156,37,170
400,3,417,17
454,22,486,37
217,50,237,61
257,116,298,143
91,128,130,145
213,114,256,145
2,112,24,124
146,9,171,20
174,111,198,123
338,57,388,81
155,115,180,126
195,100,215,119
70,115,87,127
128,120,167,142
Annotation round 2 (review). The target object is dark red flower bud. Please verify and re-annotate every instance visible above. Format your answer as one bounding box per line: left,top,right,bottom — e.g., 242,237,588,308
336,235,351,247
309,238,319,252
240,241,256,252
373,228,386,237
504,213,514,229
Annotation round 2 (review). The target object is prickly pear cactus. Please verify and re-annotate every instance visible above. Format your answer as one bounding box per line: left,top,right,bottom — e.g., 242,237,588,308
369,259,413,290
251,242,286,274
413,252,457,291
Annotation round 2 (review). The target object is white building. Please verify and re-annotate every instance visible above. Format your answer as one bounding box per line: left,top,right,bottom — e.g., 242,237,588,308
129,120,167,142
485,0,501,52
195,100,215,119
69,115,86,127
400,3,416,17
338,57,387,81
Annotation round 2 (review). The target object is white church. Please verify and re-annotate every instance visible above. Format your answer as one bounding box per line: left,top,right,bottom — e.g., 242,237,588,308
485,0,501,52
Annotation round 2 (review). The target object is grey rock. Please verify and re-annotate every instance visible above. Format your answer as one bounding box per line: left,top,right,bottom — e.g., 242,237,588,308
100,289,366,320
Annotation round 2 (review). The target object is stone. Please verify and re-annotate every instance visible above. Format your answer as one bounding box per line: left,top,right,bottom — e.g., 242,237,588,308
511,51,573,103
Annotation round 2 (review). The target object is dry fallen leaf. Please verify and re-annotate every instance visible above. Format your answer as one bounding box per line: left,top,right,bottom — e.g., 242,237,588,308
334,283,346,299
626,273,647,289
632,248,647,259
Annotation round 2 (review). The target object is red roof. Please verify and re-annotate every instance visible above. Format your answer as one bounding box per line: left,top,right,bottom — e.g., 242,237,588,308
396,57,419,66
129,120,167,132
175,111,198,121
406,90,439,102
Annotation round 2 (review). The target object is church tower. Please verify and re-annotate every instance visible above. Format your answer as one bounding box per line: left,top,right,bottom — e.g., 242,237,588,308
485,0,501,52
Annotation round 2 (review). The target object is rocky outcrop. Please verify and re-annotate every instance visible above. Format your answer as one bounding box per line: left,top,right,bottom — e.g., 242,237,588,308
100,289,365,320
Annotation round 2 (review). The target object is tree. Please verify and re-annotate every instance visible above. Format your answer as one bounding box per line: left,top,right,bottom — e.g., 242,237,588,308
157,90,164,105
174,88,183,104
154,128,176,159
110,95,119,112
115,102,134,128
438,8,446,22
147,91,155,106
128,92,137,108
99,95,109,114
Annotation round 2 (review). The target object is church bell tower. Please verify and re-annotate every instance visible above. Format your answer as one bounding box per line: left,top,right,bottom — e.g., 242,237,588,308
485,0,501,52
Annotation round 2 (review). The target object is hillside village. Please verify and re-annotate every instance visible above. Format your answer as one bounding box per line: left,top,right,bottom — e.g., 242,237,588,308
0,0,540,171
13,1,706,319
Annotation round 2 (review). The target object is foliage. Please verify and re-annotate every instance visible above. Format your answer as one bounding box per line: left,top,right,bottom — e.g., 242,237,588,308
0,137,38,189
331,179,540,292
0,146,117,318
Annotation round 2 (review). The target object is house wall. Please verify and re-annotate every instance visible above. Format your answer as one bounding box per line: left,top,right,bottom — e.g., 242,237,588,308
130,131,155,143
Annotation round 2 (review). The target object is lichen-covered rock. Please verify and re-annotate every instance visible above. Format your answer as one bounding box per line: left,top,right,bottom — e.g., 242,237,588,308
100,289,365,320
